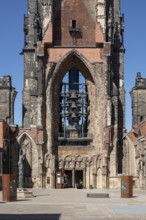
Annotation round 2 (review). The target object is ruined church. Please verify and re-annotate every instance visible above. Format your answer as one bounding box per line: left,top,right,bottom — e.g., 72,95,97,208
0,0,145,189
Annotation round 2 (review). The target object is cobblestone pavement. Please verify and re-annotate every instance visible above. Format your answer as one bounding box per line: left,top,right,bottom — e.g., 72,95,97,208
0,188,146,219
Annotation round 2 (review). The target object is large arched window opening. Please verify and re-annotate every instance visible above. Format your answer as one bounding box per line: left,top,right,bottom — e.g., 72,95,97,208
58,67,92,145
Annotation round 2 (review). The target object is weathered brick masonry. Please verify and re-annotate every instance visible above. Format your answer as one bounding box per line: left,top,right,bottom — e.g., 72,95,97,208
0,0,145,189
1,0,128,189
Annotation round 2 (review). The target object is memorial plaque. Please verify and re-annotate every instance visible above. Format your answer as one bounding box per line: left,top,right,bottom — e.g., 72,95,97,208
121,176,133,198
121,179,127,194
10,179,17,197
2,174,17,201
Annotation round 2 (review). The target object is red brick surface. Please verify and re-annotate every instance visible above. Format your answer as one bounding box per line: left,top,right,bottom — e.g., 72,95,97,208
0,121,10,149
53,0,96,47
128,120,146,144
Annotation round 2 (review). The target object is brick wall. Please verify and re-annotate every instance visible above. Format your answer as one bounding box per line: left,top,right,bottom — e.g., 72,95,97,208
53,0,96,47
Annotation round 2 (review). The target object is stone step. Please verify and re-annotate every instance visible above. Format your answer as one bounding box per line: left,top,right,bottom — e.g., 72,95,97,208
17,188,34,198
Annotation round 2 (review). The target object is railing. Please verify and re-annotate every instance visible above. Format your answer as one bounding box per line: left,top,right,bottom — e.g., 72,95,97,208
58,132,93,141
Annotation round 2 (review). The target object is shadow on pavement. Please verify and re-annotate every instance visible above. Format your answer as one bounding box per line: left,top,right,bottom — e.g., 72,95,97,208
34,194,50,197
0,214,61,220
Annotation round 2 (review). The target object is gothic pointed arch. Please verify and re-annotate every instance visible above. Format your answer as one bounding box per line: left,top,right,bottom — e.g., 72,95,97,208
75,155,83,162
17,132,32,187
17,132,39,188
50,49,95,88
44,153,52,169
75,155,85,169
46,49,98,150
64,155,73,169
17,131,33,145
64,155,73,162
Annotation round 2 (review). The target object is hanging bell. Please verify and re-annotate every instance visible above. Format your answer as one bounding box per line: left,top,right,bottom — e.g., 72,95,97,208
71,102,77,109
70,91,77,99
71,112,77,119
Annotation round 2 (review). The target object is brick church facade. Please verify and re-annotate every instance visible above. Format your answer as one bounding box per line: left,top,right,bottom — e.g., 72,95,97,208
18,0,125,188
0,0,145,189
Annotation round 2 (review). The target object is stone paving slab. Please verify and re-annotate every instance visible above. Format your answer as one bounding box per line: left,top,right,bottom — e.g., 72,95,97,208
0,188,146,219
0,214,60,220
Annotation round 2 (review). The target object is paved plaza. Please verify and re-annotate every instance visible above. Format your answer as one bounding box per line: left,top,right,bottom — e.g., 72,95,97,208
0,188,146,219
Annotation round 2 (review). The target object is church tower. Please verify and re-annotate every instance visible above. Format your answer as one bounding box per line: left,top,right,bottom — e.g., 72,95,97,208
130,72,146,128
0,76,17,124
19,0,125,188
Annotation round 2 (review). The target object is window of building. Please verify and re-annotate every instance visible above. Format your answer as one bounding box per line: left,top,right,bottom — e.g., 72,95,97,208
72,20,76,29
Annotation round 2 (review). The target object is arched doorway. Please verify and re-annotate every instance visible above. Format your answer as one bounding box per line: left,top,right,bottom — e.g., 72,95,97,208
18,134,32,188
17,133,39,188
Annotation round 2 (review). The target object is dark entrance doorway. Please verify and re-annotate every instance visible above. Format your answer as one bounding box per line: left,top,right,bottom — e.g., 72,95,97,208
64,170,72,188
75,170,83,188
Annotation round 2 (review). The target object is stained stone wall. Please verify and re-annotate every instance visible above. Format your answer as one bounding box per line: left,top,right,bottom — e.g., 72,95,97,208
19,0,125,189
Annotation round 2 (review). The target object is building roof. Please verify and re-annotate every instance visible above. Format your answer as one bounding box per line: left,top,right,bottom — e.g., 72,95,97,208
128,120,146,144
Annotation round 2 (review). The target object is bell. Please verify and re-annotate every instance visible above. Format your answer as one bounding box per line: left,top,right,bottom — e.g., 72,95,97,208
70,91,77,99
71,102,77,108
71,112,77,119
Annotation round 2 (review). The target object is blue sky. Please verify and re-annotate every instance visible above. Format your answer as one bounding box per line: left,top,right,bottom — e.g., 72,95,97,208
0,1,146,132
0,1,27,126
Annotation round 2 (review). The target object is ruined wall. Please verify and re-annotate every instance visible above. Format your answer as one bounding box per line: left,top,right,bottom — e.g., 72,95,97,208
53,0,96,47
21,0,125,188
